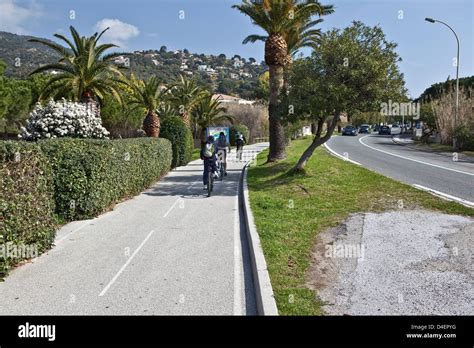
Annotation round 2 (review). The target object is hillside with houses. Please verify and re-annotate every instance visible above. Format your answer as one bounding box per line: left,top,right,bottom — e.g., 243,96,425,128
0,31,266,99
119,48,266,98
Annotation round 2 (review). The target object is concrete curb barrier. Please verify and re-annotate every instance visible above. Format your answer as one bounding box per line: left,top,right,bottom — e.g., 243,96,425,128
392,135,402,146
239,161,279,316
392,135,415,146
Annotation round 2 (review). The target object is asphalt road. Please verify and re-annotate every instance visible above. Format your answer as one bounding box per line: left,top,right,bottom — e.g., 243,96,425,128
326,133,474,205
0,143,268,315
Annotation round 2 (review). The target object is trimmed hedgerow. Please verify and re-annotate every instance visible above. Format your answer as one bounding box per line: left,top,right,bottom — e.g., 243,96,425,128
39,137,172,221
160,116,193,168
0,141,56,278
0,137,171,278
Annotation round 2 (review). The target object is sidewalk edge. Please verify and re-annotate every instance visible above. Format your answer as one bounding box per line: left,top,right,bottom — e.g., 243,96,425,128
240,163,279,316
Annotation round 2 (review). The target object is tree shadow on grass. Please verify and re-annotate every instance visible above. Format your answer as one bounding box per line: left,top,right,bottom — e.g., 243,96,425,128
248,161,310,192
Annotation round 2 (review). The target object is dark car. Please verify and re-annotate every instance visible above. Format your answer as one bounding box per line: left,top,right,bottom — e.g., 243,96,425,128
342,125,358,136
359,124,370,133
378,125,391,135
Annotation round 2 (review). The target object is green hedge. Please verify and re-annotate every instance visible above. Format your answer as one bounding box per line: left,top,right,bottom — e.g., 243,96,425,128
455,124,474,151
0,137,172,277
0,141,56,277
39,137,172,221
230,124,250,146
160,116,193,168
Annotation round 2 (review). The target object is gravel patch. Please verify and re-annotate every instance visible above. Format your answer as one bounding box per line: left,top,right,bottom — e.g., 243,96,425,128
307,210,474,315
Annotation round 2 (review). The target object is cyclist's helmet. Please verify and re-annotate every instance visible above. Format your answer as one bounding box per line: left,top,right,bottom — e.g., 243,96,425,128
207,135,214,142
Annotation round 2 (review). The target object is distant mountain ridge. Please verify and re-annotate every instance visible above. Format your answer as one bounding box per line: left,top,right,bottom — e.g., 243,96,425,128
0,31,266,98
0,31,62,77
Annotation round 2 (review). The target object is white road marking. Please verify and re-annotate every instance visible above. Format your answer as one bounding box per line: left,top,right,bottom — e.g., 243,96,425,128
359,135,474,176
233,192,243,315
328,137,473,208
323,142,362,166
99,229,155,297
412,184,474,208
163,198,181,217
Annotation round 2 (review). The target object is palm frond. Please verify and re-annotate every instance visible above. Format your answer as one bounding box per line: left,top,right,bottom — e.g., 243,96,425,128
242,34,268,45
28,38,71,58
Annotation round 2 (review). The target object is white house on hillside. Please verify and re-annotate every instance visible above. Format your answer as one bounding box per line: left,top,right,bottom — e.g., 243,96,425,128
233,60,244,69
213,94,255,105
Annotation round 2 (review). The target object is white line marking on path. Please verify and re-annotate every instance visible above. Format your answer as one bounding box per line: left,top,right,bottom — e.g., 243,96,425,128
164,180,199,217
163,198,180,218
233,192,243,315
359,135,474,176
323,142,362,166
99,229,155,297
412,184,474,208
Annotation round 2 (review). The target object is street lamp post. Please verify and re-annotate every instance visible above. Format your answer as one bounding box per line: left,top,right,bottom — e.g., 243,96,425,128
425,17,460,151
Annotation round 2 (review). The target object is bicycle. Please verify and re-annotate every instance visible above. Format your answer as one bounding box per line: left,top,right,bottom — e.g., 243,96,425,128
206,161,214,197
216,149,226,181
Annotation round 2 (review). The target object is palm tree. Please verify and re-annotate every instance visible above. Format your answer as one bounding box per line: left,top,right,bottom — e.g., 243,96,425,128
233,0,332,162
127,76,164,137
243,8,333,58
28,26,126,107
169,75,205,130
157,104,180,119
193,94,234,144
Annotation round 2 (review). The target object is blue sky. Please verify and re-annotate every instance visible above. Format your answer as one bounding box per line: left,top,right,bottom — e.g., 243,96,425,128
0,0,472,97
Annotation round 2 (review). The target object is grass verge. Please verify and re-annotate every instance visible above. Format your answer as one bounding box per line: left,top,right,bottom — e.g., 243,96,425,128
247,137,474,315
417,142,474,157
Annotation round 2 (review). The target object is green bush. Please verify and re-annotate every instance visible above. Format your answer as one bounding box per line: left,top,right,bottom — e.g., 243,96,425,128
455,124,474,151
39,137,172,221
284,120,304,144
160,116,193,168
230,124,250,146
0,141,56,277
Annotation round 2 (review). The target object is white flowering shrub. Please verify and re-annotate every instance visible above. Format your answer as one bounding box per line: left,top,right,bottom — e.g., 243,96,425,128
20,99,109,140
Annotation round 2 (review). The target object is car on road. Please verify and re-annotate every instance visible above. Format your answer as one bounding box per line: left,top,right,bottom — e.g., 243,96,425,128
359,124,371,133
342,125,358,136
378,125,391,135
390,124,401,135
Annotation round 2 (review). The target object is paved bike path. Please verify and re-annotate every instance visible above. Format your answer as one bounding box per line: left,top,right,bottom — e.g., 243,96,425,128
0,143,268,315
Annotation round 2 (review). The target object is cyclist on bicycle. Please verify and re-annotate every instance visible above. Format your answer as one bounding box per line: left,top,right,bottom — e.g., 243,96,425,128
215,132,230,176
235,133,246,161
201,135,218,190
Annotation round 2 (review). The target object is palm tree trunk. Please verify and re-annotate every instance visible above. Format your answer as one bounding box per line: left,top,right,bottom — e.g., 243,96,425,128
294,113,340,171
182,111,192,130
80,91,100,117
143,111,160,137
267,65,286,162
